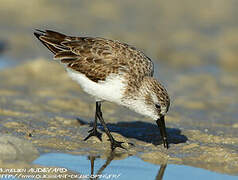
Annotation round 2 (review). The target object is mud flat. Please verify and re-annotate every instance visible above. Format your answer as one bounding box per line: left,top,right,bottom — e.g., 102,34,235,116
0,59,237,175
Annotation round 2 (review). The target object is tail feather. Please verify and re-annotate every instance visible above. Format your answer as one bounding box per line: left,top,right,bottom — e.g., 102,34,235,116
39,36,69,51
44,30,67,40
34,29,70,55
39,36,64,46
34,32,58,54
34,29,82,65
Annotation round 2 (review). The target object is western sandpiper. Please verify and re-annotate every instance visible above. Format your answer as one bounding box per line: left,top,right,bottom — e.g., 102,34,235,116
34,30,170,150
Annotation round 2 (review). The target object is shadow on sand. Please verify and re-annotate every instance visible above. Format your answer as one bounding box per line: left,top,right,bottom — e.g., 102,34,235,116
78,118,187,146
105,121,187,146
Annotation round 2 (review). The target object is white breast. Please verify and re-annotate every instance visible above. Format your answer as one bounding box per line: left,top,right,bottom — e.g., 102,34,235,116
66,69,127,104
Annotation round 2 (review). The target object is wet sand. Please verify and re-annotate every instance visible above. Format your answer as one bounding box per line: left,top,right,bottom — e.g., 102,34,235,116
0,59,237,175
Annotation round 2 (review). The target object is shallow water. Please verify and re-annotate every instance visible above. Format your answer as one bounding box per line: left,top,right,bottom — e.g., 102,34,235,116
32,153,237,180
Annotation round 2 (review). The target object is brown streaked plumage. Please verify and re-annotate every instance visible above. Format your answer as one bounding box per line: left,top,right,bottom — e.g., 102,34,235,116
34,29,153,83
34,29,170,150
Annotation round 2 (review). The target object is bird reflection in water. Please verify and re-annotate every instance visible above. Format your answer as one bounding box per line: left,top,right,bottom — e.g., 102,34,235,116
88,152,167,180
155,164,167,180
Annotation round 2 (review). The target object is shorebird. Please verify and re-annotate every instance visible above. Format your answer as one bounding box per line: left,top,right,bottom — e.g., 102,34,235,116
34,30,170,150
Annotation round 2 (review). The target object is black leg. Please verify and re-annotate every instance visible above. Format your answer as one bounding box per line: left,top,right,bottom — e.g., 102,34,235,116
84,102,102,141
96,151,115,175
156,116,169,149
88,153,115,178
96,102,125,151
89,156,95,176
155,164,167,180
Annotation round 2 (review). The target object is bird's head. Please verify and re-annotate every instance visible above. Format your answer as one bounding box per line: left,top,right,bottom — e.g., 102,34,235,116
132,77,170,121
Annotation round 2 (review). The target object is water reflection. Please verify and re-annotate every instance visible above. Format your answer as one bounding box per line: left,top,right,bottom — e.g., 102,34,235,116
88,152,167,180
155,164,167,180
34,152,167,179
33,153,237,180
88,153,114,180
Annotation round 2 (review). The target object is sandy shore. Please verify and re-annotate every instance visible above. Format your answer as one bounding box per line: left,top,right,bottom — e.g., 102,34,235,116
0,59,237,175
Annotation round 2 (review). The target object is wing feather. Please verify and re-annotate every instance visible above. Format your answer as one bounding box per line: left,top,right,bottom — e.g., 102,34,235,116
34,29,154,82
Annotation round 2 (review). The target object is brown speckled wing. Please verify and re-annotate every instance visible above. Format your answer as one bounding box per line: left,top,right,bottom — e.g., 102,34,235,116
34,29,154,82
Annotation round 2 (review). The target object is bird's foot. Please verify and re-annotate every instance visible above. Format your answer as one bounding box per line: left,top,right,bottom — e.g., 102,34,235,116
111,139,126,151
84,128,102,141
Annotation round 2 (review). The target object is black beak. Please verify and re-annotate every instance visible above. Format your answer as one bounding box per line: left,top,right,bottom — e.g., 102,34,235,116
156,116,169,149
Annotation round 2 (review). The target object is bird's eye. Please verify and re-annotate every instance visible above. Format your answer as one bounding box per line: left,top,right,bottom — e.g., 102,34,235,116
155,104,161,109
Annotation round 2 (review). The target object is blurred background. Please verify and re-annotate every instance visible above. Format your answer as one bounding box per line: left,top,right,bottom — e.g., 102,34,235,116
0,0,238,176
0,0,237,70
